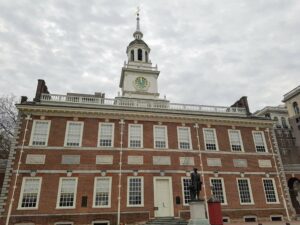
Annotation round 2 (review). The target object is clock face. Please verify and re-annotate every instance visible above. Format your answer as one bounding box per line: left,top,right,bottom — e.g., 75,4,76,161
134,76,149,90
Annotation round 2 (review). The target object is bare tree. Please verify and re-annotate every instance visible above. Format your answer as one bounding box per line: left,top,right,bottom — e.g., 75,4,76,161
0,95,17,157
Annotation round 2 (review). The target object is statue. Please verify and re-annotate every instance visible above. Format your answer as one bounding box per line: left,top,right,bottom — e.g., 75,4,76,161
189,168,202,201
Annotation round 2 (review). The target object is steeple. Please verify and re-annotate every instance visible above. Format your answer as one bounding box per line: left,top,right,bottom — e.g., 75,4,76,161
133,8,143,40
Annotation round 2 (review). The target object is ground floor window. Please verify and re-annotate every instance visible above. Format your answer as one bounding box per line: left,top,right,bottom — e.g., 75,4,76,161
270,215,283,221
92,221,110,225
181,177,192,205
210,178,227,204
244,216,257,222
127,177,144,206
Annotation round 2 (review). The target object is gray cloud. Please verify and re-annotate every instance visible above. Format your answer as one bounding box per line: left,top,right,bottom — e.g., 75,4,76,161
0,0,299,112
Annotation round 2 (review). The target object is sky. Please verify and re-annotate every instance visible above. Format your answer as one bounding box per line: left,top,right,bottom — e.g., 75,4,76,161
0,0,299,112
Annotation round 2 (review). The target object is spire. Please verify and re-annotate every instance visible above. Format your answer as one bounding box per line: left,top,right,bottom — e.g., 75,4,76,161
133,7,143,40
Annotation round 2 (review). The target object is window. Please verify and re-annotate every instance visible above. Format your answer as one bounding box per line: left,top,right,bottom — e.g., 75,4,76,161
129,124,143,148
210,178,227,204
263,178,279,203
130,50,134,61
181,178,192,205
293,102,300,115
281,117,288,128
30,120,50,146
18,177,42,209
93,221,110,225
138,49,142,61
228,130,243,152
237,178,254,204
273,116,281,128
270,215,283,221
64,122,83,147
223,217,230,223
93,177,112,208
203,128,218,151
55,223,74,225
145,51,148,62
57,178,78,208
98,123,114,147
252,131,267,152
177,127,192,149
154,125,168,149
127,177,143,206
244,216,257,222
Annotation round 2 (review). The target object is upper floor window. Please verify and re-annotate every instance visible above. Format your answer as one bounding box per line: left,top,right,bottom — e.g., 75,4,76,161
281,117,288,128
64,121,83,147
252,131,267,152
203,128,218,151
293,102,300,115
177,127,192,149
138,49,142,61
210,178,227,205
145,51,148,62
262,178,279,204
57,177,78,209
30,120,50,146
98,123,114,147
129,124,143,148
228,130,243,152
273,117,281,128
93,177,112,208
237,178,254,205
154,125,168,149
127,177,144,207
130,50,134,61
18,177,42,209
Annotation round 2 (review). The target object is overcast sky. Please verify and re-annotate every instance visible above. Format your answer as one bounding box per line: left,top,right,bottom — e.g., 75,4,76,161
0,0,299,111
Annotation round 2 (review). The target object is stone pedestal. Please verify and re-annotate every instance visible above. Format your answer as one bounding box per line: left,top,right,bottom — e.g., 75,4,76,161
188,200,210,225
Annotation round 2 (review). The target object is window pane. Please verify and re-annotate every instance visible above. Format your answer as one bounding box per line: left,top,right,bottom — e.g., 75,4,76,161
178,127,190,149
204,129,217,150
99,124,113,147
66,123,82,147
32,121,49,146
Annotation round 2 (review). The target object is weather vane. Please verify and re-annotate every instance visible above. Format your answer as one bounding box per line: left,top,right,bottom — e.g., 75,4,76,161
136,6,140,16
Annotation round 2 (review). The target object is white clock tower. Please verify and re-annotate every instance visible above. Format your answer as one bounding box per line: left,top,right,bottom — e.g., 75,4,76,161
118,12,166,102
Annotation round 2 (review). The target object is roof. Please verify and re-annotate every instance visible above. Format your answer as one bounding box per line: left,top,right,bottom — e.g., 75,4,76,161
283,85,300,102
128,39,149,48
254,105,287,116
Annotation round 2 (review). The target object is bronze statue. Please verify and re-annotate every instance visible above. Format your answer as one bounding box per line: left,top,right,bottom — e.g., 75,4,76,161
189,168,202,201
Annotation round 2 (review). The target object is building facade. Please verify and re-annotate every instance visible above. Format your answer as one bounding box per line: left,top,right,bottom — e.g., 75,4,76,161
0,15,295,225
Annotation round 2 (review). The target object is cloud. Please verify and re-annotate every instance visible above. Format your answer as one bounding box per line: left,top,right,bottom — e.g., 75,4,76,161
0,0,299,112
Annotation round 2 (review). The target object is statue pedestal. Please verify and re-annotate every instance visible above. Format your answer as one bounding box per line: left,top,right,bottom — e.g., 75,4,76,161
188,200,210,225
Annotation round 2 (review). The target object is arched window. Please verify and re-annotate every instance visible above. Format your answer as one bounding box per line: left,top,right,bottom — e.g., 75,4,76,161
145,51,148,62
293,102,300,115
130,50,134,61
138,49,142,61
281,117,288,128
273,116,281,128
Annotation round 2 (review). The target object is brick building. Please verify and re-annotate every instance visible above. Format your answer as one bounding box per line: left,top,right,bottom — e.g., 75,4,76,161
0,14,294,225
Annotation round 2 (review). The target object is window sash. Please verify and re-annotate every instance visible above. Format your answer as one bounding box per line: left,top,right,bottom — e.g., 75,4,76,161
65,122,83,147
237,179,253,204
263,179,278,203
253,131,266,152
128,177,143,206
19,178,41,209
182,178,192,205
94,177,111,207
58,178,77,208
129,125,142,148
99,123,114,147
210,178,226,204
229,130,243,151
31,121,50,146
204,129,217,150
178,127,191,149
154,126,167,149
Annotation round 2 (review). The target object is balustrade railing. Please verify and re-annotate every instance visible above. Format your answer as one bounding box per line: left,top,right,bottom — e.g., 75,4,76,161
40,94,247,115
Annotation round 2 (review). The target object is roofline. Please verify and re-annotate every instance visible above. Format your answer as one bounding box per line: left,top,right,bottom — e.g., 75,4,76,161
283,85,300,102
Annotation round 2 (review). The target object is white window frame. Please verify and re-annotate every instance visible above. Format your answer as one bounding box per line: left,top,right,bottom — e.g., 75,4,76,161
93,177,112,208
17,177,42,210
64,121,84,147
181,177,192,206
92,221,110,225
228,129,244,152
209,177,227,205
128,124,143,148
262,178,279,204
127,176,144,207
29,120,51,146
236,178,254,205
97,122,115,147
56,177,78,209
203,128,219,151
243,216,257,222
270,215,283,221
177,126,192,150
153,125,168,149
252,131,268,153
222,217,230,224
